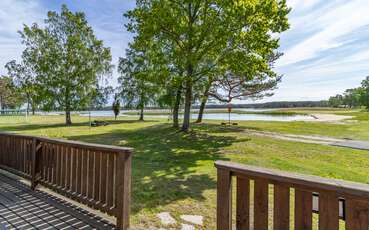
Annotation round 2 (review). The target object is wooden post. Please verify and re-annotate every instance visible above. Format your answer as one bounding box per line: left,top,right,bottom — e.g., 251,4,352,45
31,138,42,190
217,168,232,230
116,151,132,230
236,177,250,230
31,138,38,189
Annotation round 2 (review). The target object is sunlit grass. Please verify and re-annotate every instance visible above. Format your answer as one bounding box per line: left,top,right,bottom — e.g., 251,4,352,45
0,110,368,228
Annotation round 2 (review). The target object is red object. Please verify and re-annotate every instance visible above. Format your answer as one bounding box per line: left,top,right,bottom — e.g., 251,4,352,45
227,104,232,113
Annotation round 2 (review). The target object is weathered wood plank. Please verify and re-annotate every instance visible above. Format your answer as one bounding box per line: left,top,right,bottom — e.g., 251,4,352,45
116,152,132,230
0,172,115,230
216,168,232,230
215,161,369,200
319,191,339,230
295,189,312,230
346,198,369,230
254,179,269,230
273,184,290,230
236,177,249,230
0,132,133,230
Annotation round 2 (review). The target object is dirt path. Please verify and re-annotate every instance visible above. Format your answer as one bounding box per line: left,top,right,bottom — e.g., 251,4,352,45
309,114,353,122
245,129,369,151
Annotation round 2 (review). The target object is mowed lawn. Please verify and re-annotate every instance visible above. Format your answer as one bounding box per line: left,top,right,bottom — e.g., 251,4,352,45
0,110,369,229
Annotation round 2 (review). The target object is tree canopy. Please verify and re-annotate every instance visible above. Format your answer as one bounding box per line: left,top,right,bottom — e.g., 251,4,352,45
125,0,290,131
118,47,158,121
18,5,112,124
0,76,23,111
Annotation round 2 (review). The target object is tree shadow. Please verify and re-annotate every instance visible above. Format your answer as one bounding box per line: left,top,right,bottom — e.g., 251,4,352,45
72,123,248,213
0,119,160,132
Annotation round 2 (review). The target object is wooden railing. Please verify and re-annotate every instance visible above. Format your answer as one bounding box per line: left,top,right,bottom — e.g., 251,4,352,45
0,132,132,230
215,161,369,230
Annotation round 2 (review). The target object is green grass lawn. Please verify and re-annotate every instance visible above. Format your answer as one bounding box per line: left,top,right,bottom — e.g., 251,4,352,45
0,110,368,228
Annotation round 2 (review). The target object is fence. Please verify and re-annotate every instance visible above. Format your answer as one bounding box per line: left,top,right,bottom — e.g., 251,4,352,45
0,132,132,230
215,161,369,230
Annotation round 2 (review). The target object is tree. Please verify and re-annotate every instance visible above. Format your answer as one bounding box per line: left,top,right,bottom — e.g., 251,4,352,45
126,0,290,131
195,77,213,123
343,88,361,108
90,85,113,110
359,76,369,109
0,76,23,112
112,93,121,120
328,94,344,108
208,53,282,102
5,60,41,115
19,5,112,125
118,48,157,121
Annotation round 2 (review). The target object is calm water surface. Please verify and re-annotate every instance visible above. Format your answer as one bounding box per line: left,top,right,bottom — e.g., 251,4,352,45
77,110,314,122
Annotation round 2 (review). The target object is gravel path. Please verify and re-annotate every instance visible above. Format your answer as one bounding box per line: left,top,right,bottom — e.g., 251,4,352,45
246,130,369,151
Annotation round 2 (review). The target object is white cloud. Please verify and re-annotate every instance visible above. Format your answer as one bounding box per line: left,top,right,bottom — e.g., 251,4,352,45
278,0,369,66
250,0,369,102
0,0,45,76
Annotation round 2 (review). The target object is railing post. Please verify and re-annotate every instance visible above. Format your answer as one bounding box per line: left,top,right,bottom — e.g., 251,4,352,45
217,167,232,230
31,138,41,190
116,151,132,230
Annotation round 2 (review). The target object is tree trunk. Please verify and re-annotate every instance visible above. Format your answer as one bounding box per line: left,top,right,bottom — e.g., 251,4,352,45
196,82,212,123
139,107,144,121
196,98,207,123
31,100,36,115
65,110,72,125
65,88,72,125
26,100,29,116
173,86,182,128
182,77,193,132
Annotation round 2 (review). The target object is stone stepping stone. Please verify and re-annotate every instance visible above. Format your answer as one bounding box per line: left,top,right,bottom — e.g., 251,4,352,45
157,212,176,225
180,215,203,226
181,224,195,230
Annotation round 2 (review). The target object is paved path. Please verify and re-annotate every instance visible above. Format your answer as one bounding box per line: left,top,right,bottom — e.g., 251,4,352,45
331,140,369,151
245,129,369,151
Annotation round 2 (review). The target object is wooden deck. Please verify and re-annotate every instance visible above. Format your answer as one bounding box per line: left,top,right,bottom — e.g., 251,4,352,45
0,132,132,229
0,171,115,230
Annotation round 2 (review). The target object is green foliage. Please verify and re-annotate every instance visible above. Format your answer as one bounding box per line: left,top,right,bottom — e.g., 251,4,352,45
5,60,42,114
328,76,368,109
90,85,113,110
112,93,121,120
328,94,344,108
125,0,291,131
0,76,23,110
209,53,283,103
1,112,369,227
19,5,112,124
118,47,158,120
359,76,369,109
343,88,361,108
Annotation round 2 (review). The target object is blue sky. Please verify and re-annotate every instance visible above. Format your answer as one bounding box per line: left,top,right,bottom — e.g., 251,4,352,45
1,0,369,102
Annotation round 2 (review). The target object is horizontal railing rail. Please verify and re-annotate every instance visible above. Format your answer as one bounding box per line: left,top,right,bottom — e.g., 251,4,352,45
215,160,369,230
0,132,132,230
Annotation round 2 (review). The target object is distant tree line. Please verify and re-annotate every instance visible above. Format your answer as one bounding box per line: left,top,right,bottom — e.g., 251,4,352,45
328,76,369,109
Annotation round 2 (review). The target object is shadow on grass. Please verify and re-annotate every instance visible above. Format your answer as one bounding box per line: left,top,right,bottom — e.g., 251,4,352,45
191,122,264,133
0,119,160,132
72,123,246,213
1,119,249,213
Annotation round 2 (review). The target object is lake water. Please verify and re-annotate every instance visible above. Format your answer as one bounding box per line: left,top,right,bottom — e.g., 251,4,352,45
77,110,315,122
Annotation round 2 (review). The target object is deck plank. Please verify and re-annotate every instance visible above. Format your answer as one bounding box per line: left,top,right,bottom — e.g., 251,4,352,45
0,172,115,230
